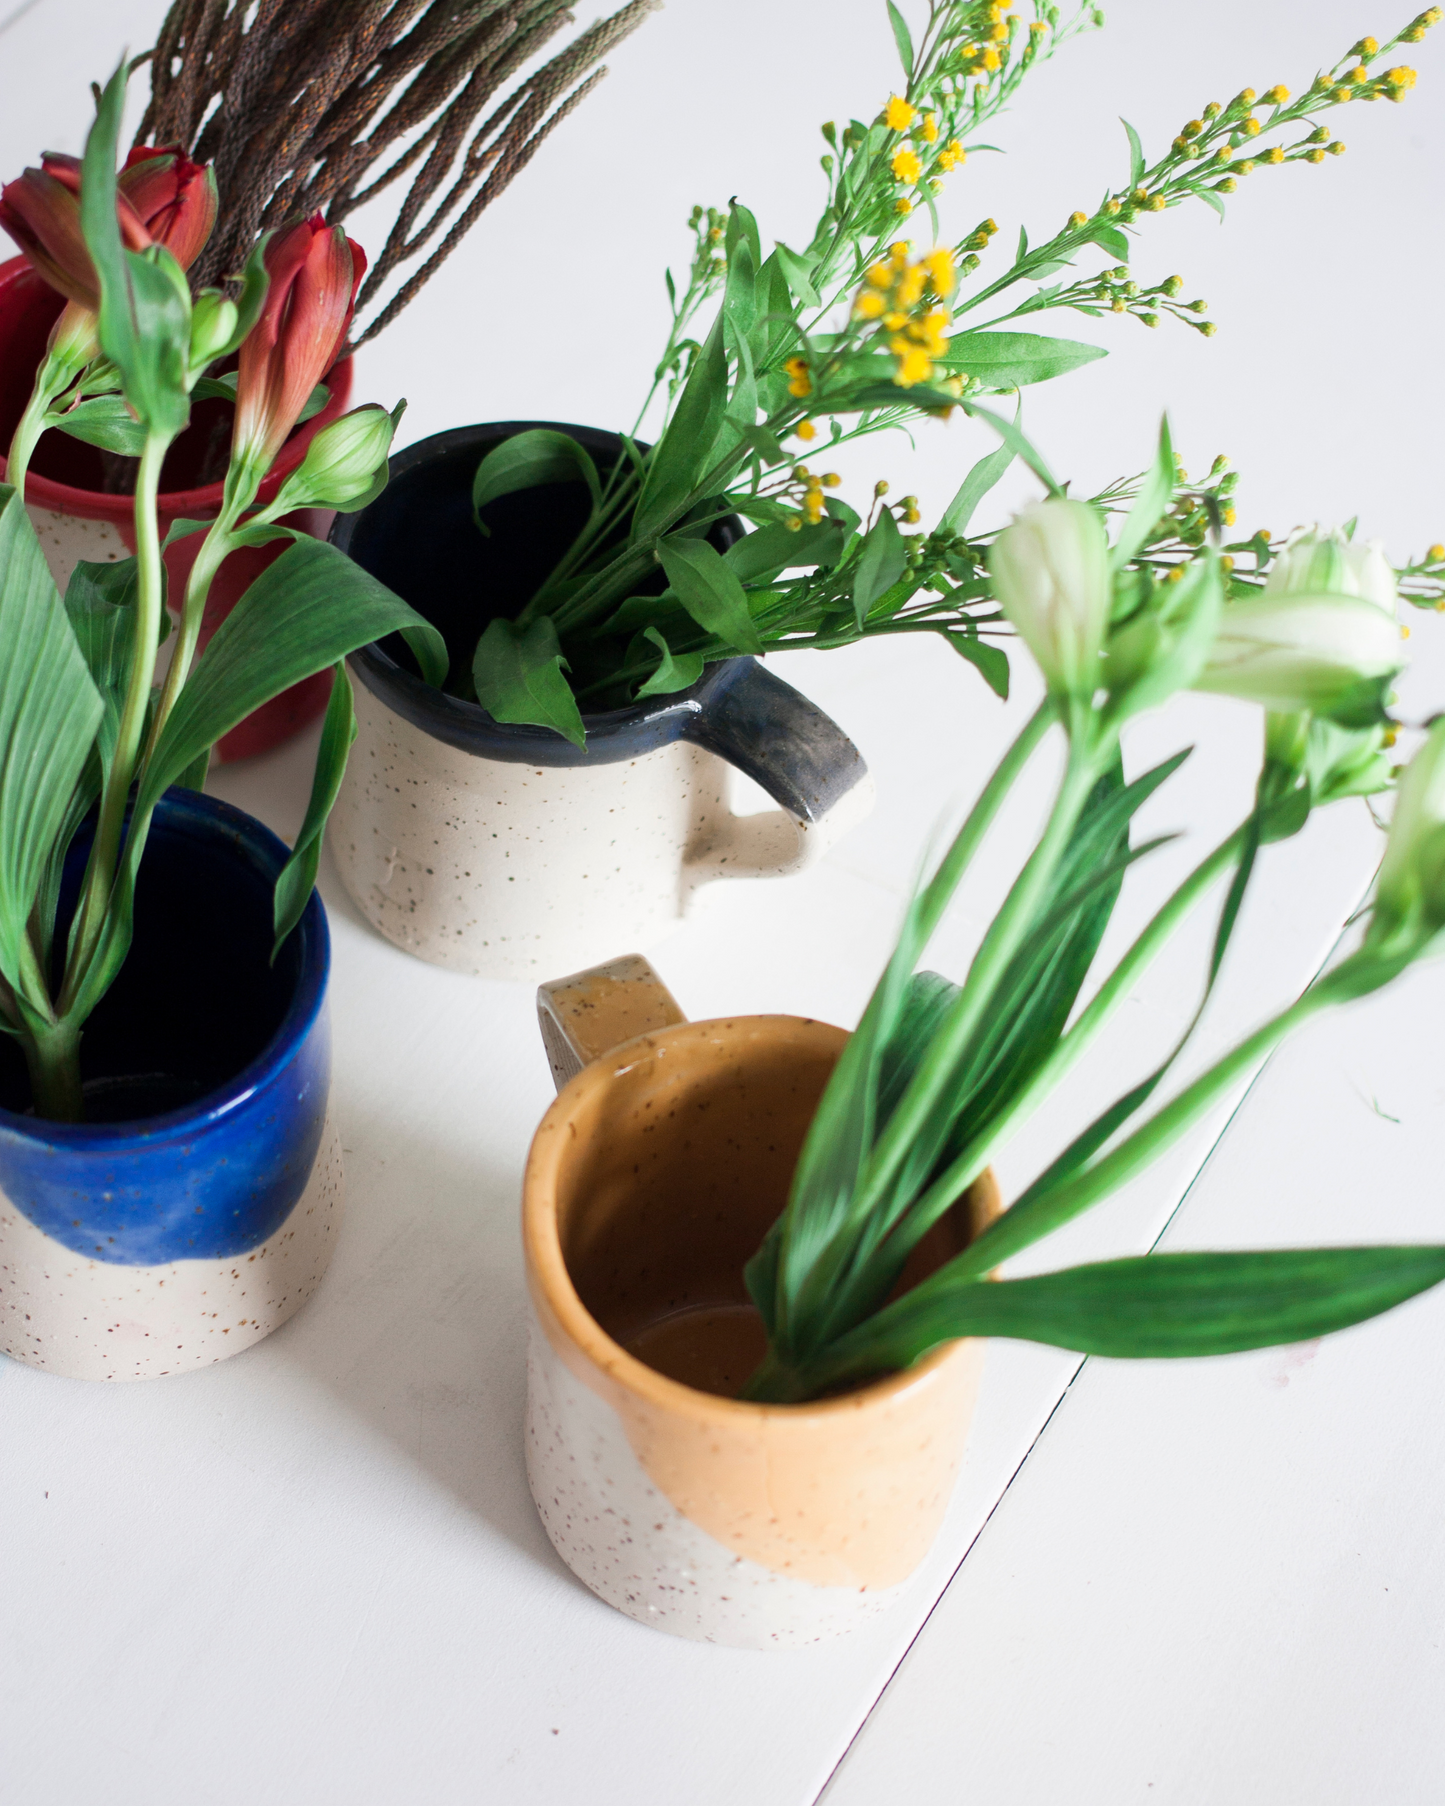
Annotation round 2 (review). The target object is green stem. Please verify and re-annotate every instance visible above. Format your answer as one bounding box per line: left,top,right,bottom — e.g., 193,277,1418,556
770,700,1054,1349
63,432,171,999
5,351,82,499
849,717,1106,1231
955,987,1337,1280
736,1346,814,1406
890,821,1251,1261
23,1017,84,1123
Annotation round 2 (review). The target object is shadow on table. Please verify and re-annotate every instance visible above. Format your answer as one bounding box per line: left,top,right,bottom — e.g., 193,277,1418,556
273,1080,593,1602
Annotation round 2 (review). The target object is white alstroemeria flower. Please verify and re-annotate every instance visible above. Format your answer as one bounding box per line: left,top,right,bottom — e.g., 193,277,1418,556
1266,526,1399,615
988,499,1110,697
1374,716,1445,940
1193,593,1404,718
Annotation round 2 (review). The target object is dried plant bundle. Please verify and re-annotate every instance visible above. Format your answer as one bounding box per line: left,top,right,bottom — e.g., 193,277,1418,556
136,0,659,346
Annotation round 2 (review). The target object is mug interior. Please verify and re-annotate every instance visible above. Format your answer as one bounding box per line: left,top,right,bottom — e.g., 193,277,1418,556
550,1019,975,1399
0,795,312,1121
343,422,740,708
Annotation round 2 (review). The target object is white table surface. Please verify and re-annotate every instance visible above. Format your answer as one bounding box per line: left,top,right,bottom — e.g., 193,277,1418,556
2,4,1443,1802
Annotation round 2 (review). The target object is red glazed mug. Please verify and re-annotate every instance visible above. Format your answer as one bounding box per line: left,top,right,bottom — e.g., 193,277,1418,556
0,256,354,762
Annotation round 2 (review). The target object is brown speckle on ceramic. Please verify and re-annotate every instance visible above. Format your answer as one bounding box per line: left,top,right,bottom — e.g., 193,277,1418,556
526,1324,907,1648
0,1118,344,1382
25,504,127,591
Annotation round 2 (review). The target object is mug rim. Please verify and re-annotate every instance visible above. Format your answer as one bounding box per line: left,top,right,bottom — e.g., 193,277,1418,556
522,1013,1001,1424
0,787,329,1150
335,419,745,765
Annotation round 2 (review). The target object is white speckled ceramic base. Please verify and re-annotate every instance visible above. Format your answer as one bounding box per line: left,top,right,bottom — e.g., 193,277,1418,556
330,680,848,979
0,1117,344,1382
524,1325,904,1649
25,503,127,593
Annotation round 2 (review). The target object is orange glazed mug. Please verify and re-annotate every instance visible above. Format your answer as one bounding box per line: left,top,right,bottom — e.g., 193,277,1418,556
522,955,999,1649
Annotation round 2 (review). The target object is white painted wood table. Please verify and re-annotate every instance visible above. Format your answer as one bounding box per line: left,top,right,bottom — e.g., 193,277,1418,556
2,2,1443,1801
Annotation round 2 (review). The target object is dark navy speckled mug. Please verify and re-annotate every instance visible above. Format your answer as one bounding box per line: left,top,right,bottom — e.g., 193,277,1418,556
328,421,875,978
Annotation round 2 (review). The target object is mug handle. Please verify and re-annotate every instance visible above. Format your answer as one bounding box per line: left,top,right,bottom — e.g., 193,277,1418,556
537,954,689,1091
678,658,875,887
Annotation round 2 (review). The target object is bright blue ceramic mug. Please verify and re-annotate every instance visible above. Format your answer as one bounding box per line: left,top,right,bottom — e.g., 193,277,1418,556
0,789,343,1382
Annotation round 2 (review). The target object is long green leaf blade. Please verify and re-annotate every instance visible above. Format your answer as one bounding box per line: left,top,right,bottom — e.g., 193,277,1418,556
819,1247,1445,1377
0,488,103,1002
272,664,355,957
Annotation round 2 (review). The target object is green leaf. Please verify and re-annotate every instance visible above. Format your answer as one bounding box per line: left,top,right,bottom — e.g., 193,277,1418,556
0,488,102,1006
81,65,191,441
634,311,729,538
961,402,1065,498
939,438,1015,536
1184,181,1227,220
161,518,212,550
821,1246,1445,1377
657,535,765,655
772,242,821,309
941,331,1108,389
852,508,907,629
1122,117,1146,186
725,519,846,583
140,539,444,812
887,0,914,76
1089,223,1132,262
948,633,1011,698
63,557,153,776
1112,415,1174,571
272,664,355,958
722,230,757,349
471,615,586,747
65,537,451,1025
190,372,239,402
51,394,146,456
636,625,706,697
472,429,601,532
724,200,762,276
297,381,330,424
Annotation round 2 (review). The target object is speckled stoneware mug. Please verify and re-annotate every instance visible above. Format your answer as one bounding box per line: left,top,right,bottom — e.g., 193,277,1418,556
0,791,343,1382
327,423,874,981
523,955,1000,1649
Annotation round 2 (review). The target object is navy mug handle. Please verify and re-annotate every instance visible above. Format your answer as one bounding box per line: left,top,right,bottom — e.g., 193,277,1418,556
677,659,875,885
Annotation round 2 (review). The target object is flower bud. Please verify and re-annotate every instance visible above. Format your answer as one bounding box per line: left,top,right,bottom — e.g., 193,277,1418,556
1372,716,1445,941
188,290,238,371
1265,526,1398,613
1193,593,1404,723
989,499,1110,696
233,214,364,475
269,401,404,514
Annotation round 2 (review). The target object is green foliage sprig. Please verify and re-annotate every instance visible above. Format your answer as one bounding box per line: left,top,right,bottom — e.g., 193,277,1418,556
736,420,1445,1403
442,2,1437,745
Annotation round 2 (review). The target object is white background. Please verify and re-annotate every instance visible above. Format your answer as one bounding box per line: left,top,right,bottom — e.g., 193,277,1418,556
1,3,1443,1802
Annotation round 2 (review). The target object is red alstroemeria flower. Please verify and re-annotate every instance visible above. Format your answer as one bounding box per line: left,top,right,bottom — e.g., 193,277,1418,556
0,145,217,310
233,215,365,473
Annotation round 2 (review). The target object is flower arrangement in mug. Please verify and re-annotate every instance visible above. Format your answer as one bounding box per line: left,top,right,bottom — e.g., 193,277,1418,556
434,0,1441,746
731,421,1445,1404
0,63,446,1122
1,3,659,495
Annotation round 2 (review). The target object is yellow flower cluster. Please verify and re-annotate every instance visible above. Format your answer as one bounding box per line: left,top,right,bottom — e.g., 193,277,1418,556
852,243,957,389
883,92,967,196
790,465,841,525
785,355,812,399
